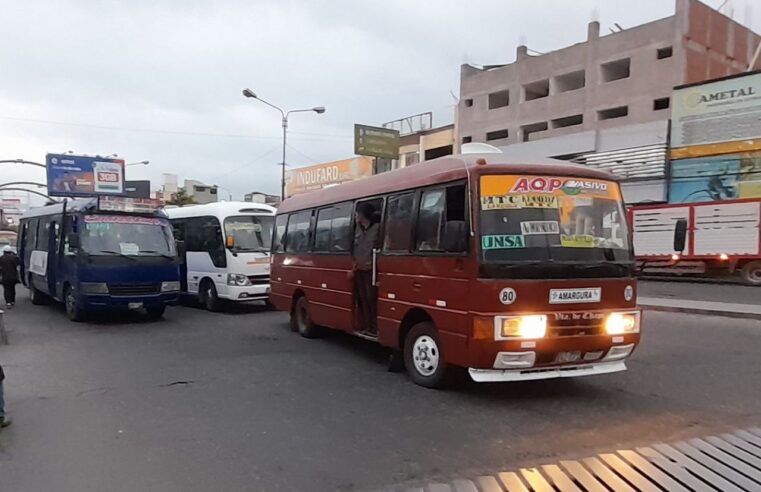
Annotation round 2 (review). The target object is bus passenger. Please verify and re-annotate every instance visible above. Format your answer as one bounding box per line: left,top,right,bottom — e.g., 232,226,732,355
353,202,380,336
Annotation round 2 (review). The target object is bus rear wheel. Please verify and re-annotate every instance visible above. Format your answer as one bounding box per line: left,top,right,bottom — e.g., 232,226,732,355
404,322,450,389
292,296,320,338
740,261,761,286
64,286,85,322
29,278,48,305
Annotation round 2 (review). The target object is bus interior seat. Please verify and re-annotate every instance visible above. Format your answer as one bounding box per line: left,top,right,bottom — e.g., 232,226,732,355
442,220,466,252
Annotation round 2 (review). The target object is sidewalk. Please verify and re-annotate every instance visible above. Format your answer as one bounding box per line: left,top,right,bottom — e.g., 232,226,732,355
638,296,761,320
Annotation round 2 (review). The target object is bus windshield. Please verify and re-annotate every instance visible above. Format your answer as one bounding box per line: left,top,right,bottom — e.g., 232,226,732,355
82,215,176,257
224,215,274,252
479,174,631,265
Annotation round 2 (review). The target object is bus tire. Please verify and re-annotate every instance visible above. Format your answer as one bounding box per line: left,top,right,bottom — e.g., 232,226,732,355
146,305,166,319
200,280,221,312
292,296,320,338
740,261,761,286
29,277,48,306
403,322,450,389
64,286,85,322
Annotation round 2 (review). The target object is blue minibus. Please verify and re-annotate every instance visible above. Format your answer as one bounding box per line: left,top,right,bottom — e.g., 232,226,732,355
17,196,181,321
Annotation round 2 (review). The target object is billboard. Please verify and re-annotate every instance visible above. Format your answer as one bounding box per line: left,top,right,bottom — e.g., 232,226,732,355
668,151,761,203
285,157,373,198
671,71,761,150
123,180,151,199
46,153,125,197
354,124,400,159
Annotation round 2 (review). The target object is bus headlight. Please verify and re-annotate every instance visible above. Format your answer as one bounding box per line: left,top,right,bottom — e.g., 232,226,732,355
160,281,181,293
495,315,547,340
605,312,640,335
227,274,251,286
81,282,108,294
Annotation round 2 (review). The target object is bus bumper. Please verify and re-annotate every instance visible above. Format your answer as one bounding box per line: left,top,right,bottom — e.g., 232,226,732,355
80,293,180,310
223,284,271,302
466,334,639,382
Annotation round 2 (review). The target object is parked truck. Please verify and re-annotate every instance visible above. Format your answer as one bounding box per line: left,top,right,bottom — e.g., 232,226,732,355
629,198,761,285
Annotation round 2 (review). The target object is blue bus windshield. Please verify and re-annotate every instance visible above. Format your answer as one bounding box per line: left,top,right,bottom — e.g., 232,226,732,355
82,215,176,257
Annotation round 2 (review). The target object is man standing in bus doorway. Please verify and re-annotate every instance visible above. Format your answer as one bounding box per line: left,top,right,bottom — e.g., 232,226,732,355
0,245,21,309
353,202,380,336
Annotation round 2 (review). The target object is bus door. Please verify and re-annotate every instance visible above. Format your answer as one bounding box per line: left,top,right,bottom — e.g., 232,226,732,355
46,218,61,298
351,198,383,334
171,220,189,292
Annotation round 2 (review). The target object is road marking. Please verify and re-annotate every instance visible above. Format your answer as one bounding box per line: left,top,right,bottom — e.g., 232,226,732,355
372,426,761,492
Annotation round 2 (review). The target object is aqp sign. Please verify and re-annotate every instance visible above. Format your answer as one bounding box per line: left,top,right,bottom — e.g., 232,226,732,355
46,154,125,197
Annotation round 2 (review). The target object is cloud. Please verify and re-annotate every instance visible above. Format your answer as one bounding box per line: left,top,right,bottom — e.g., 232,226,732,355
1,0,755,202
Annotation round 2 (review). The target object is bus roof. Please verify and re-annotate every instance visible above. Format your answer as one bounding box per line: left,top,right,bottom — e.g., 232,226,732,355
21,198,97,219
164,201,276,221
278,153,616,214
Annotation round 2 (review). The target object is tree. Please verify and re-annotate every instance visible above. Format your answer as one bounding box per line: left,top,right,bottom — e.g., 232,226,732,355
166,188,196,206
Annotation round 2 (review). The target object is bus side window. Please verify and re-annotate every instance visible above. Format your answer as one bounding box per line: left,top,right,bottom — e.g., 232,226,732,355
313,207,333,252
415,184,467,254
37,218,51,252
285,210,312,253
383,193,415,252
63,216,77,255
330,202,353,252
27,219,39,251
272,215,288,253
201,217,226,268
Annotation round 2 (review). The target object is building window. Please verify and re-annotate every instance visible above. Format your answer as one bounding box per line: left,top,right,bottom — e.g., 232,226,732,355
657,46,673,59
551,114,584,128
523,79,550,101
653,97,670,111
554,70,585,93
521,122,548,142
598,106,629,120
485,129,508,141
488,90,510,109
464,98,473,107
600,58,631,82
461,136,472,144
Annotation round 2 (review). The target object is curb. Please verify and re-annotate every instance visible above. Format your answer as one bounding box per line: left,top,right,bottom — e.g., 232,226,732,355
638,303,761,320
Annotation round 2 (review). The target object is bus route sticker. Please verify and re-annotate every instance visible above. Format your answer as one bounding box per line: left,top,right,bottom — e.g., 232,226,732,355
520,221,559,235
560,234,595,248
481,234,525,250
481,194,558,210
499,287,516,305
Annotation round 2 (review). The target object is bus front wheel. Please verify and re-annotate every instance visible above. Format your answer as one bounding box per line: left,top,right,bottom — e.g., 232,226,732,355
200,280,221,312
64,286,85,322
404,322,450,389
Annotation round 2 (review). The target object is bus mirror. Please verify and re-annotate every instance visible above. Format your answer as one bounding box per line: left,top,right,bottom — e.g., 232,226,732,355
673,219,687,253
68,233,80,250
226,236,235,248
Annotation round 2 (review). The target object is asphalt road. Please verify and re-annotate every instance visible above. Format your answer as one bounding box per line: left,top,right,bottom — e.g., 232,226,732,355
638,278,760,305
0,294,760,491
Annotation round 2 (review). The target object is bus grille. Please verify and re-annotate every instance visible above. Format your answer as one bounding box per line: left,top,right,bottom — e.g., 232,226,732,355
548,316,605,337
108,283,161,296
247,274,270,286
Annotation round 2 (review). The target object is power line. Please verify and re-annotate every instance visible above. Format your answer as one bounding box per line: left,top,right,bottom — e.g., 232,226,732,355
286,143,321,164
205,146,280,182
0,115,353,141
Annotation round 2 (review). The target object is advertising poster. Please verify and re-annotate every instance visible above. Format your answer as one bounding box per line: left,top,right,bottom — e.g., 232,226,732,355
46,153,125,197
671,71,761,149
285,156,373,198
669,151,761,203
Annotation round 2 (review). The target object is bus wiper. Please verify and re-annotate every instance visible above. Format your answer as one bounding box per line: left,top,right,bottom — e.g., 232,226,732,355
97,250,138,261
139,250,175,259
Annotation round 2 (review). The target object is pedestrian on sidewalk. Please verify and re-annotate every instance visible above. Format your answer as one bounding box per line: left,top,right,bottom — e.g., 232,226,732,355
0,245,21,309
0,364,10,428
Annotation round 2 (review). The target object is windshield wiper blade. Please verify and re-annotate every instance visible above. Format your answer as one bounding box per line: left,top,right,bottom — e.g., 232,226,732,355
139,250,175,259
96,250,138,261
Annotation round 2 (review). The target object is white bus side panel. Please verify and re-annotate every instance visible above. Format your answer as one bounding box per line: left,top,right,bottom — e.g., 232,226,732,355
185,252,227,297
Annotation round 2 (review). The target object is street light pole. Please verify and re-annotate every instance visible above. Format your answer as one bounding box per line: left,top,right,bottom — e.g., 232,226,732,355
242,89,325,200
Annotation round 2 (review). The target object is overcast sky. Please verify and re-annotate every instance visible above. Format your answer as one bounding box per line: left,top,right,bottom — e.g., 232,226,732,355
0,0,758,204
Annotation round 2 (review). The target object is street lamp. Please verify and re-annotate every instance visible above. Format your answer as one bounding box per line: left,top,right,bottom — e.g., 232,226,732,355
242,88,325,200
126,160,150,167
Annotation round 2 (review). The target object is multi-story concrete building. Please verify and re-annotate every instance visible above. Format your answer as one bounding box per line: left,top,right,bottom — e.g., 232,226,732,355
184,179,218,204
458,0,760,204
459,0,760,146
